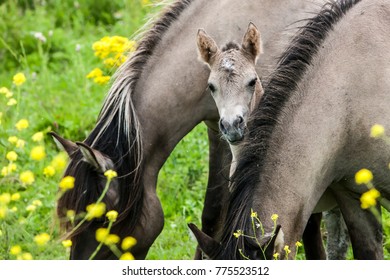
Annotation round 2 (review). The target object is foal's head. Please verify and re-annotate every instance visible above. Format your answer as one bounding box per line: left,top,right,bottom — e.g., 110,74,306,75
197,23,263,145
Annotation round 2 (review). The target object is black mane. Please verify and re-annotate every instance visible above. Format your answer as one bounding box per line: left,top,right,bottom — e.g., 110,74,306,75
219,0,362,259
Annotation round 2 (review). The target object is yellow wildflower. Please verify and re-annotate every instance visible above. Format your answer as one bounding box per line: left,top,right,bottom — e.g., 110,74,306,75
1,167,8,177
32,132,44,142
284,245,291,254
250,209,258,218
0,87,10,95
0,193,11,205
104,169,118,180
355,168,373,185
86,68,103,79
51,152,68,172
30,146,46,161
94,75,110,85
21,253,33,260
6,151,18,162
86,202,106,220
43,165,56,177
26,204,36,212
13,72,26,86
273,253,280,260
370,124,385,138
95,228,109,243
7,98,17,106
62,240,72,248
59,176,75,191
10,245,22,255
66,209,75,220
0,206,7,219
271,214,279,221
20,170,35,185
295,241,303,247
103,57,116,68
32,200,42,207
104,234,120,245
16,139,25,148
360,188,380,209
120,252,135,260
34,233,50,246
106,210,118,222
8,136,18,144
141,0,151,6
11,193,21,201
233,230,242,238
15,119,29,131
121,236,137,251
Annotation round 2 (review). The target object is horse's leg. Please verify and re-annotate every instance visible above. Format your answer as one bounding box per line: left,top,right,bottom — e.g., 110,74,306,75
323,208,350,259
302,213,326,259
332,185,383,259
195,126,231,259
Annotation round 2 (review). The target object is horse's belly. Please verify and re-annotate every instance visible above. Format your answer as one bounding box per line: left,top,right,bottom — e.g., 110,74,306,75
313,189,337,213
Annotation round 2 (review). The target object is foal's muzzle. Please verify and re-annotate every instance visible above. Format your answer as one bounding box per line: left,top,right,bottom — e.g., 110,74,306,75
219,116,245,145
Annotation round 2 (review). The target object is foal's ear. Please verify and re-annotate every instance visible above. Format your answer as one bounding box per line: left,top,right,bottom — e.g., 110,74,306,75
197,29,219,65
49,131,78,156
241,22,262,63
76,142,114,173
188,223,221,259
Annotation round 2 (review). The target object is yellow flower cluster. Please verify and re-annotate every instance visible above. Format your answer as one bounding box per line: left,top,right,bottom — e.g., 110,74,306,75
9,245,33,260
86,202,106,221
0,192,21,220
59,176,75,192
87,36,136,85
34,233,51,246
360,188,380,209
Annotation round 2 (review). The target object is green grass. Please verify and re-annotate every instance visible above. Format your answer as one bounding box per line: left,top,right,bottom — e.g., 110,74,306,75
1,0,390,260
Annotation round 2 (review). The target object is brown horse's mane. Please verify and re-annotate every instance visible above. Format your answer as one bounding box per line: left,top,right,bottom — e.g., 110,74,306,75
219,0,362,259
57,0,195,249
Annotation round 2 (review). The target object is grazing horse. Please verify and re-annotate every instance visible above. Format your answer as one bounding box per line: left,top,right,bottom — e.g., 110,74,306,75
51,0,330,259
191,0,390,259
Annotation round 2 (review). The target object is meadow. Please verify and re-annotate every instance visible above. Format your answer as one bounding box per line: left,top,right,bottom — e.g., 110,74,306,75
0,0,389,260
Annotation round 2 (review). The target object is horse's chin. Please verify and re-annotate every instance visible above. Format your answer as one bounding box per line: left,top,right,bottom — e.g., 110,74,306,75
228,138,243,146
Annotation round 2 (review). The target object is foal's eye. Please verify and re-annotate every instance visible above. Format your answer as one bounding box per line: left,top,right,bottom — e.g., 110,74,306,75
248,77,257,88
208,83,216,93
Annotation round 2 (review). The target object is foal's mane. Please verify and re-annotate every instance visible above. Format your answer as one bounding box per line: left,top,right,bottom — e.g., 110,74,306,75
219,0,362,259
58,0,195,243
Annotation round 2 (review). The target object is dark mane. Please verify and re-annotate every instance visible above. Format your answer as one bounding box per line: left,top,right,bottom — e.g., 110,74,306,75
219,0,362,259
57,0,195,245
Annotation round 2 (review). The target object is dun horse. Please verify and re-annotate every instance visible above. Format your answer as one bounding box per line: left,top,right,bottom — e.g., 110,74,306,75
191,0,390,259
50,0,334,259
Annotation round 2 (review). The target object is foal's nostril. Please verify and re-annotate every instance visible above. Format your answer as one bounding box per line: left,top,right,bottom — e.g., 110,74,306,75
219,119,227,134
233,116,244,128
